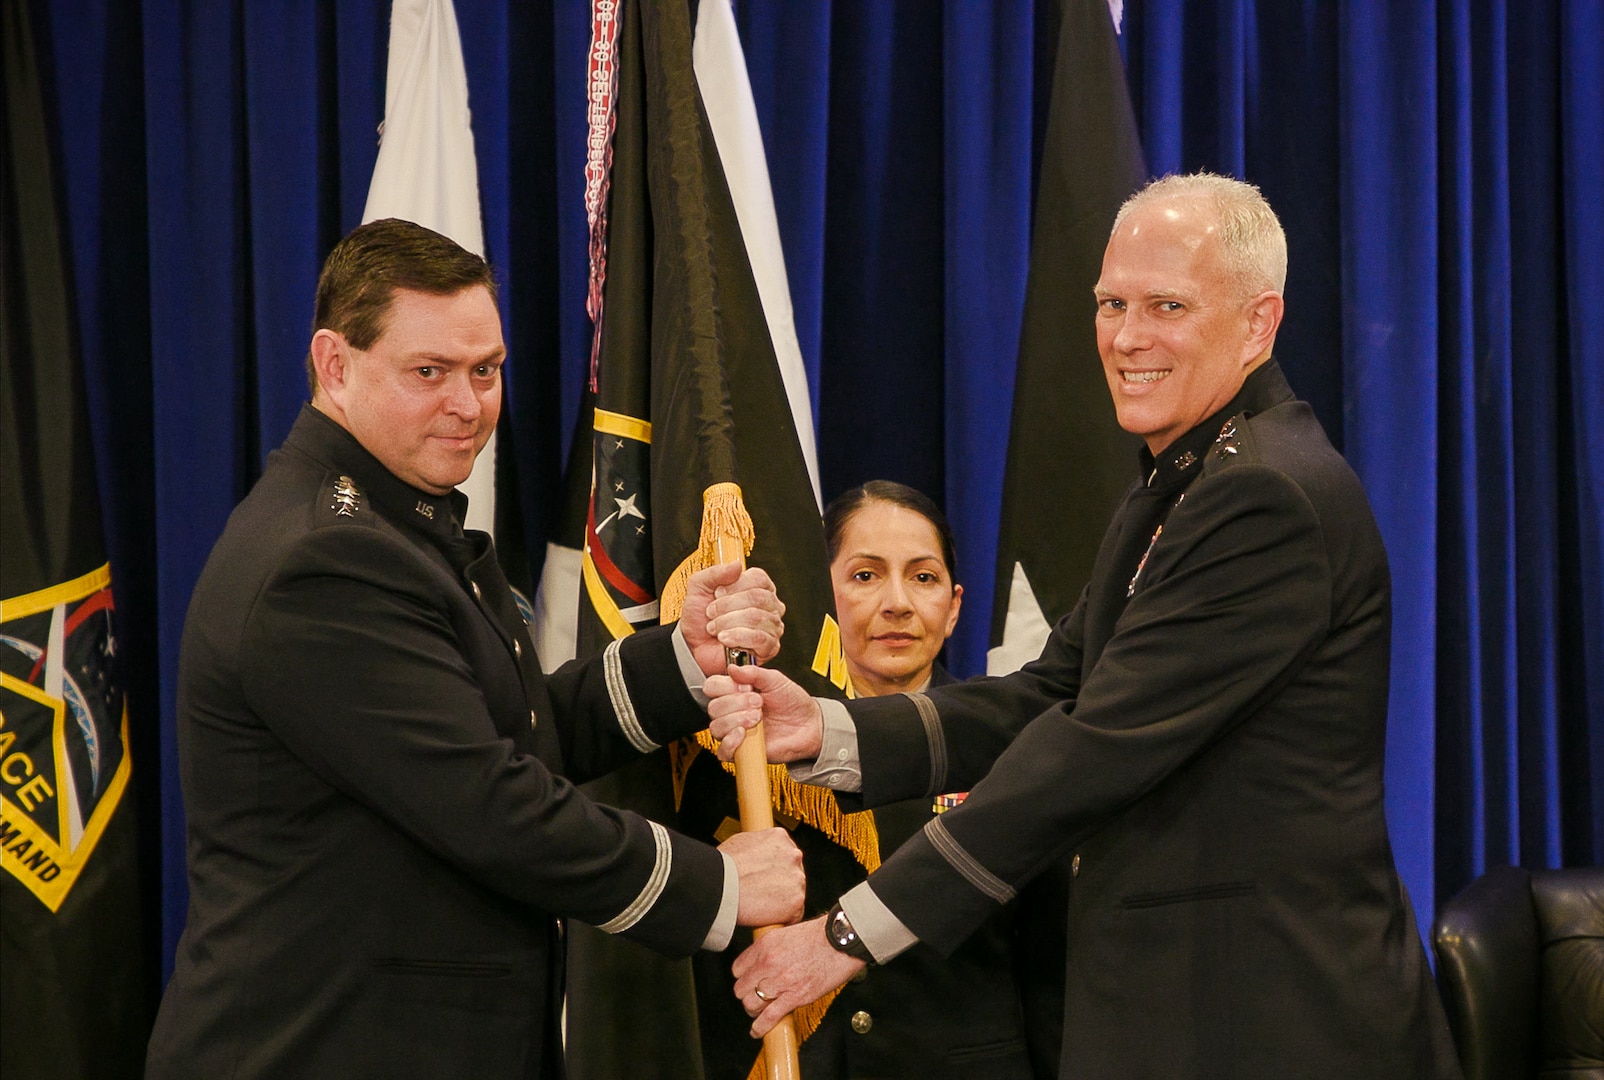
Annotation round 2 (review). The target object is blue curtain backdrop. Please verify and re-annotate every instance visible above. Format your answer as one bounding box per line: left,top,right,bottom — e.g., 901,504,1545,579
31,0,1602,984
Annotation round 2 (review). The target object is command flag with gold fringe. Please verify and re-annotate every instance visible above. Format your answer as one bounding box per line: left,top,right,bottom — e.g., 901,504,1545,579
1,1,151,1075
559,1,864,1077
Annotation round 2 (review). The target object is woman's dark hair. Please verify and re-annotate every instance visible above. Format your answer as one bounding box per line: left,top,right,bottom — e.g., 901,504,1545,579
822,480,959,582
305,217,498,393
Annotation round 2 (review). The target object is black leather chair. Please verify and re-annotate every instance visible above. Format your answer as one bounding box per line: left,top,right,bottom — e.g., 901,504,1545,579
1433,864,1604,1080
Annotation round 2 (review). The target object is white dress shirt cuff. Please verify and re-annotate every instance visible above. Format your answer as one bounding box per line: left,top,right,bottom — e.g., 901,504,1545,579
671,624,711,708
840,881,918,964
703,850,739,951
786,697,862,792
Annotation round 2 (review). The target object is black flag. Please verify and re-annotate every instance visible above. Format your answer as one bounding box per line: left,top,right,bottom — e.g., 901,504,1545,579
561,2,859,1078
1,1,152,1076
988,0,1148,673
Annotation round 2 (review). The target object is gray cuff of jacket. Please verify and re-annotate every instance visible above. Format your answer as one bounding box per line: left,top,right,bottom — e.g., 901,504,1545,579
671,623,711,708
785,698,862,792
702,851,738,951
840,880,918,964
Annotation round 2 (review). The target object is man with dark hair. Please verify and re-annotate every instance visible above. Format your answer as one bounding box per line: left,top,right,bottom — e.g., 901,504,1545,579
707,176,1462,1078
146,219,805,1079
303,215,498,393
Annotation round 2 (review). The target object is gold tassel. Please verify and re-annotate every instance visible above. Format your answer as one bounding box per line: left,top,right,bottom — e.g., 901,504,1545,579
661,482,756,624
699,480,756,565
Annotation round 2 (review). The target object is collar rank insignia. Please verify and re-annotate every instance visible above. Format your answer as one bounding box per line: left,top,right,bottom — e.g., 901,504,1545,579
1173,450,1198,470
331,475,362,517
1213,417,1241,459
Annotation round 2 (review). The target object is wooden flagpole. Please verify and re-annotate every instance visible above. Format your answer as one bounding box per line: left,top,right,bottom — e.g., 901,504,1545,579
715,529,802,1080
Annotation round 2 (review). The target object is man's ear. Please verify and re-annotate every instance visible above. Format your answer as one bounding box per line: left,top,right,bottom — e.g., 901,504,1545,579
1242,291,1285,365
309,329,348,405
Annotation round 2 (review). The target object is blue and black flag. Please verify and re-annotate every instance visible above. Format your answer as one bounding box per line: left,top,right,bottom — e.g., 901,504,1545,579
1,1,152,1075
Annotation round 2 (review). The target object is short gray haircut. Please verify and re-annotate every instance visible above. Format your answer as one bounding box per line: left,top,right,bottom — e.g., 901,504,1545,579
1113,172,1288,298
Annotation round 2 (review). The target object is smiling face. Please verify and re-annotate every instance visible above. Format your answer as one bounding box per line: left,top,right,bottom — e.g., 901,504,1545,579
311,285,505,494
1094,195,1282,455
830,500,963,698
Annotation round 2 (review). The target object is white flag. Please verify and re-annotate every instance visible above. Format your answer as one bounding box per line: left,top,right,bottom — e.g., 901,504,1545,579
363,0,495,533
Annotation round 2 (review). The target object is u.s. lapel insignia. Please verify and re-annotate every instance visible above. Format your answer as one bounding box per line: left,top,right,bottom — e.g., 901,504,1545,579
331,475,362,517
1173,450,1198,471
1213,417,1241,459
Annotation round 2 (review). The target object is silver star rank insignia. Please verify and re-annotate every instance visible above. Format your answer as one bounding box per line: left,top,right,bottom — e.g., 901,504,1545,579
1213,417,1241,459
332,475,362,517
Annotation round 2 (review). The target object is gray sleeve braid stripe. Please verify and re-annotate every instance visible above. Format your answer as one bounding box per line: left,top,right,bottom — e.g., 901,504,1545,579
598,821,672,934
604,639,657,753
903,691,946,795
924,816,1015,904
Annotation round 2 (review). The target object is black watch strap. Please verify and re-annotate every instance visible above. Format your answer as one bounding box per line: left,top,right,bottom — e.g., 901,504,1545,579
825,903,875,964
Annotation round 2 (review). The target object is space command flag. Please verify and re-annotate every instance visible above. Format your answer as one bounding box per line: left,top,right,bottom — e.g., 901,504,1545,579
0,570,131,913
2,1,151,1074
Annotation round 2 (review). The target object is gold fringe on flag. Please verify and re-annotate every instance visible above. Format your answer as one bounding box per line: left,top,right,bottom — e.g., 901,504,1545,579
693,728,882,1073
689,734,881,874
746,989,841,1080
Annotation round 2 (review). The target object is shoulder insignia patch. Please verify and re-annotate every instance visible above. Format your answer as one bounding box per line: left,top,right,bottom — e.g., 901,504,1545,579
331,475,362,517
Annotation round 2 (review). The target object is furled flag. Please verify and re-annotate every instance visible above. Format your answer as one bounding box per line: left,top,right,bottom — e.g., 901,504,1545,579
559,2,858,1078
987,0,1148,675
532,0,822,674
1,1,151,1075
361,0,495,533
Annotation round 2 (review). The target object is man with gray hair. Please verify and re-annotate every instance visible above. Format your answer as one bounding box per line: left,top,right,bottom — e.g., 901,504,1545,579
707,174,1462,1077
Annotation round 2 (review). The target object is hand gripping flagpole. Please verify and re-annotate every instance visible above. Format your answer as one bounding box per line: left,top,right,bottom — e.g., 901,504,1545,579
715,527,802,1080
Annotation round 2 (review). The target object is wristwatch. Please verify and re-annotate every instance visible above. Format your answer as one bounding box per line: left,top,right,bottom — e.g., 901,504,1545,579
825,903,875,964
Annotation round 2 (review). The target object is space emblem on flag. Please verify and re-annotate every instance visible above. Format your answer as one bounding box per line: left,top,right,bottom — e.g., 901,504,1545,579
1,565,133,913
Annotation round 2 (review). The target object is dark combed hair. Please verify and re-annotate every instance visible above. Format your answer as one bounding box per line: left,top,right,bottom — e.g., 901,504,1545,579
305,218,497,393
822,480,959,582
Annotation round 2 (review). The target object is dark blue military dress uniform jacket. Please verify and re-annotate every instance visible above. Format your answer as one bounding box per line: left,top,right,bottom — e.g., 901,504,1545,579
147,407,725,1080
798,663,1034,1080
838,362,1462,1079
